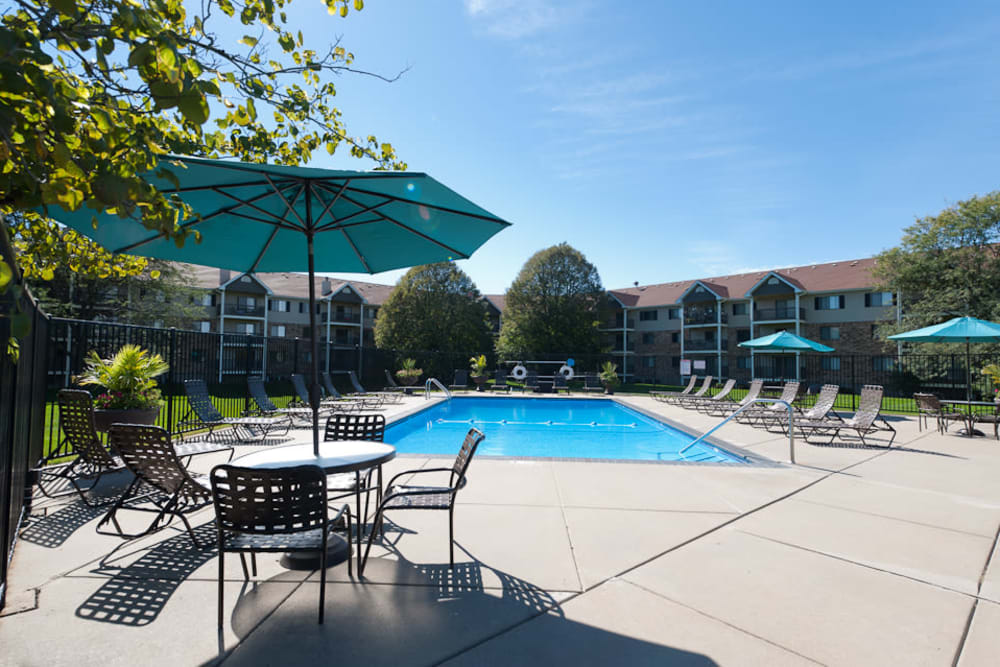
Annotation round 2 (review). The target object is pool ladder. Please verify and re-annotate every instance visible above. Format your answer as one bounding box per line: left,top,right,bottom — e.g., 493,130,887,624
425,378,452,401
679,398,796,464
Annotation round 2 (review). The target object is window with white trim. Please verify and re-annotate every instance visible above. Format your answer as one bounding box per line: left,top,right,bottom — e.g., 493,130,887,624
270,325,286,337
814,295,845,310
820,326,840,340
821,357,841,371
865,292,895,307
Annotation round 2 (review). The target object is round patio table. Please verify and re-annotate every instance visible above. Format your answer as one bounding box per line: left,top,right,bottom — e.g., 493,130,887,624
233,440,396,569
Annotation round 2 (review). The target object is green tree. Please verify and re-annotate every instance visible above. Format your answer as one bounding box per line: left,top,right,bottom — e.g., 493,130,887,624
374,263,493,356
497,243,608,359
0,0,404,282
874,191,1000,350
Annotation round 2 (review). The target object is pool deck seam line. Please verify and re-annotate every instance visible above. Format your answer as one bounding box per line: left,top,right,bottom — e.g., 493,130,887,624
952,518,1000,666
792,497,999,539
548,463,585,593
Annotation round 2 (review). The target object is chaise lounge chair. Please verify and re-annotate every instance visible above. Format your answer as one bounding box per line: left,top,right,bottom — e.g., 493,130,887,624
737,381,800,426
320,372,378,410
491,369,512,392
763,384,841,434
449,369,469,391
383,369,407,393
292,373,356,414
651,375,697,402
680,378,734,411
796,384,897,447
673,376,714,407
247,376,311,425
702,379,762,417
349,370,403,404
182,379,289,442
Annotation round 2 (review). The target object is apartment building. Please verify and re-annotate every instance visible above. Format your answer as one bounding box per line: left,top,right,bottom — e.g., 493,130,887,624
602,257,901,383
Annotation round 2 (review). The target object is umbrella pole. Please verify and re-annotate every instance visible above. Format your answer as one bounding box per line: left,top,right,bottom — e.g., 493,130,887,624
307,231,321,457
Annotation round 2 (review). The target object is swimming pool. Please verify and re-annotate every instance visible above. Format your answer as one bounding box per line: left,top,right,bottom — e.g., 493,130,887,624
385,397,747,463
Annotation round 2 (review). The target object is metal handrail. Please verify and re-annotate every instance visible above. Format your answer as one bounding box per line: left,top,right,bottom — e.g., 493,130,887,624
679,398,796,464
425,378,452,400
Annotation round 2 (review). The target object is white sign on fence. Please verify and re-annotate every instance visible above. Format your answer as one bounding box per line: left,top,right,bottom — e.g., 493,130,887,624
680,359,692,375
693,360,707,371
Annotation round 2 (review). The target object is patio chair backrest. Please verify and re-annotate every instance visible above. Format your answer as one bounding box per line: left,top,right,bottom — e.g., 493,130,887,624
777,381,800,404
211,464,327,535
385,369,401,388
807,384,840,418
348,371,367,394
450,428,486,493
321,372,343,399
57,389,118,467
583,374,600,388
184,379,224,423
854,385,885,427
526,371,540,387
712,378,736,400
494,369,508,385
109,424,208,501
290,373,311,405
554,374,567,388
739,379,764,406
324,413,385,442
913,393,941,412
248,377,279,412
692,376,713,397
681,375,698,394
452,369,468,386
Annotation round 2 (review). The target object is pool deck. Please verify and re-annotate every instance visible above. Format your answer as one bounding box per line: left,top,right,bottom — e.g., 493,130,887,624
2,392,999,666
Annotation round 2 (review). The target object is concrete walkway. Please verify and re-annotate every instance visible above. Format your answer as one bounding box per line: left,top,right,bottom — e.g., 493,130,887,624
2,394,999,666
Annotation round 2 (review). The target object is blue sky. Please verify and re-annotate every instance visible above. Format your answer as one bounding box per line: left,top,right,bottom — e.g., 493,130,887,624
235,1,1000,294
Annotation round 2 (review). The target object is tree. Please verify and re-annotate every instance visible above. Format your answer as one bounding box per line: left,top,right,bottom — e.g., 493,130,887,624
497,243,608,359
874,191,1000,350
374,263,493,356
0,0,405,283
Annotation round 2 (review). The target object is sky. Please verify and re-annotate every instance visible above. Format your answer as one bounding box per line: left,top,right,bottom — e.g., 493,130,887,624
217,1,1000,294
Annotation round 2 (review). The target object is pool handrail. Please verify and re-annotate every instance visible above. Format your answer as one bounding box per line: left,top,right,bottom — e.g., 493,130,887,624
425,378,452,401
679,398,796,463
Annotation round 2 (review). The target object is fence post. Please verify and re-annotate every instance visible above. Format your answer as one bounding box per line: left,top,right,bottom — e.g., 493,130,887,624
244,335,253,414
850,355,857,411
166,327,177,432
294,338,300,374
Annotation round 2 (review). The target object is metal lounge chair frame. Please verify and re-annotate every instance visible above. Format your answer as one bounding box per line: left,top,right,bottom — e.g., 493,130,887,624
673,375,715,408
246,376,310,425
98,424,214,546
796,384,897,447
211,464,351,628
348,370,402,404
449,369,469,390
651,375,697,402
491,369,512,392
702,379,761,417
383,369,407,393
360,428,485,576
181,379,289,442
318,372,374,411
684,378,735,412
738,381,800,426
291,373,357,413
764,384,842,434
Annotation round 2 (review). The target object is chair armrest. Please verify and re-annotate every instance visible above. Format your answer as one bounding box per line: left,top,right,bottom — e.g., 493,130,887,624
384,467,454,489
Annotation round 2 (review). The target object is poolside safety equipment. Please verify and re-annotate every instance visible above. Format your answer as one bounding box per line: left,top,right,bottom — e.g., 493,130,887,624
47,156,511,455
511,364,527,380
558,364,575,380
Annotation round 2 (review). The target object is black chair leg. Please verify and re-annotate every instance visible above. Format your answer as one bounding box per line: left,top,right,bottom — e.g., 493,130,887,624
251,551,257,577
449,506,455,569
217,538,225,630
239,553,250,581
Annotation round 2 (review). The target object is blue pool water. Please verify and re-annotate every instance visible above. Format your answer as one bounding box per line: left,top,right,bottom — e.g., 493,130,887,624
385,397,747,463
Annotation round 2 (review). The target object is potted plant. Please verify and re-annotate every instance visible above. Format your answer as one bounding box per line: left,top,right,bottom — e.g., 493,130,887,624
469,354,489,391
981,363,1000,404
396,358,423,386
76,344,169,431
598,361,620,395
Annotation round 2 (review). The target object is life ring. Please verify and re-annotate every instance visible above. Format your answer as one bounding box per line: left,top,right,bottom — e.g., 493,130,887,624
511,364,527,381
559,364,574,380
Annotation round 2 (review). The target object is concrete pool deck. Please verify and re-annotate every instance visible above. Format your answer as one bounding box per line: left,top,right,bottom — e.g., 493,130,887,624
2,393,998,665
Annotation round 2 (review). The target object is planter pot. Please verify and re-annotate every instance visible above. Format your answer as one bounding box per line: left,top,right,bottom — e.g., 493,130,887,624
603,383,615,395
93,407,161,432
472,375,488,392
399,375,420,386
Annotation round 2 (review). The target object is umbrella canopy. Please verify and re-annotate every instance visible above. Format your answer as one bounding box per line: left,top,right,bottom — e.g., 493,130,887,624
737,330,835,353
887,316,1000,344
49,156,511,454
888,316,1000,406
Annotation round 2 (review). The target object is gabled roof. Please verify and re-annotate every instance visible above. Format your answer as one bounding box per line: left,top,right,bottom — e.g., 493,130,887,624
484,294,506,312
743,271,803,296
180,263,395,305
680,280,729,300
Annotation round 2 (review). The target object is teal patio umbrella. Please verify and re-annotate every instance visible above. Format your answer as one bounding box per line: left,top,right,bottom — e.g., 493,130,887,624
49,155,511,454
888,316,1000,406
738,330,835,353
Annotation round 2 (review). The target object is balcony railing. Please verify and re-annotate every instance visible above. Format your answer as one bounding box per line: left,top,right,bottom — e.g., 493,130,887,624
683,339,727,351
754,307,805,321
323,311,361,324
225,304,265,317
602,318,636,330
684,310,727,325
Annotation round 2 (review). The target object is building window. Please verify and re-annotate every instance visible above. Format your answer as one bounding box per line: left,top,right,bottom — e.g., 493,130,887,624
736,329,751,343
270,325,286,337
872,356,896,371
639,310,658,321
196,321,210,333
667,308,680,320
865,292,895,307
299,302,305,313
642,333,655,345
671,356,680,368
643,356,656,368
871,324,880,340
202,294,213,307
732,302,748,316
240,323,255,335
671,332,679,344
272,299,290,312
821,357,841,371
814,295,845,310
240,276,251,283
737,357,751,370
820,326,840,340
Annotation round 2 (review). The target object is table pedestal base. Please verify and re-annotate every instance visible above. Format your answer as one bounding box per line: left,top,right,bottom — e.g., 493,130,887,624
956,427,986,438
280,535,351,570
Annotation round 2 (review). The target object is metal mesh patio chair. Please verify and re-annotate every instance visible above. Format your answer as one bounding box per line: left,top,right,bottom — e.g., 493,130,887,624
674,376,714,407
490,369,511,392
582,374,603,393
651,375,696,402
360,427,485,576
554,374,570,394
913,393,964,433
797,384,897,447
521,370,540,393
211,464,351,628
701,379,761,416
181,379,289,442
98,424,214,546
449,369,469,390
974,402,1000,440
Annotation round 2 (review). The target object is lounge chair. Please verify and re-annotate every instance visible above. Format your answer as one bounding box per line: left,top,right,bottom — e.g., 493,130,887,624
320,371,376,410
349,370,403,404
582,374,603,393
974,403,1000,440
294,373,362,414
491,369,511,392
554,374,570,394
360,427,485,576
680,378,734,412
98,424,214,546
247,376,312,424
796,384,897,447
211,464,351,628
737,381,800,426
651,375,697,402
914,393,964,433
182,379,289,441
449,369,469,391
521,370,540,393
702,379,762,417
764,384,841,434
383,369,407,393
673,375,714,407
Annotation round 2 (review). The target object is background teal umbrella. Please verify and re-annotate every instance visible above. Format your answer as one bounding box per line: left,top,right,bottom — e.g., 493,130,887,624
737,330,835,353
49,155,511,453
888,316,1000,406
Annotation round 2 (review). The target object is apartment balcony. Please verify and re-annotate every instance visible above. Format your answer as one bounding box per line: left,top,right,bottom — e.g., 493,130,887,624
224,304,265,317
600,317,636,331
322,312,361,324
683,339,727,351
684,310,727,326
754,307,805,322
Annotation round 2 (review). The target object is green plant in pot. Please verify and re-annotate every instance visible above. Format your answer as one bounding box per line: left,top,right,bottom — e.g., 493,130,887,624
76,344,169,431
981,363,1000,403
469,354,489,391
396,358,423,386
598,361,620,395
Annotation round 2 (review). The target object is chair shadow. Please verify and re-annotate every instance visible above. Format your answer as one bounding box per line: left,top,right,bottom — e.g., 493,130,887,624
75,522,217,626
20,471,136,548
